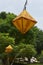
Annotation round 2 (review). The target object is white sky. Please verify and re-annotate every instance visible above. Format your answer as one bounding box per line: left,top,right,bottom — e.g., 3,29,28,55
0,0,43,30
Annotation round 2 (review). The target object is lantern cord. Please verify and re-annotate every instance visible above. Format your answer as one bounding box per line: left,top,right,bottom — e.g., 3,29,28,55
23,0,27,10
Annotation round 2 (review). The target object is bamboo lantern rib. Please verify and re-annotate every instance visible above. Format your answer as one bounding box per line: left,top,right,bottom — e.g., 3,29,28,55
13,10,37,34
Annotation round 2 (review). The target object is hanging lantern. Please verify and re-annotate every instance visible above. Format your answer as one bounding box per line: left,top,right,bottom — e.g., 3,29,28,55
5,45,13,53
13,0,37,34
13,10,37,34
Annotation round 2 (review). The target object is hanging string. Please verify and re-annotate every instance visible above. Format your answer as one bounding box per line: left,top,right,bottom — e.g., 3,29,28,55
23,0,27,10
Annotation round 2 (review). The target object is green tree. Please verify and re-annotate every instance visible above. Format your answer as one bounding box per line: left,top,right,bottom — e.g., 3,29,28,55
0,12,7,19
6,43,36,64
35,30,43,54
18,44,36,62
0,33,14,53
0,12,16,33
0,11,43,64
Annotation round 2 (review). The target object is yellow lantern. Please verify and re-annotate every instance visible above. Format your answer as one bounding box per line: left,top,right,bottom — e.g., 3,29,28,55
13,0,37,34
5,45,13,53
13,10,37,34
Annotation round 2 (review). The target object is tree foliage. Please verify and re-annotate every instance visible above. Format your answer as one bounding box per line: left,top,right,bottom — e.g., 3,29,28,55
0,33,14,53
0,11,43,64
0,12,7,19
35,30,43,54
17,44,37,58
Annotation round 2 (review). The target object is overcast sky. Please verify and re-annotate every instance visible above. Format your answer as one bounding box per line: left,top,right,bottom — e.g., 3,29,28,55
0,0,43,30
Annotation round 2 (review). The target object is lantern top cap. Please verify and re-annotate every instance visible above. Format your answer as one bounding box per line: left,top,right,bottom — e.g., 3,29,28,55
5,45,13,50
13,10,37,23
